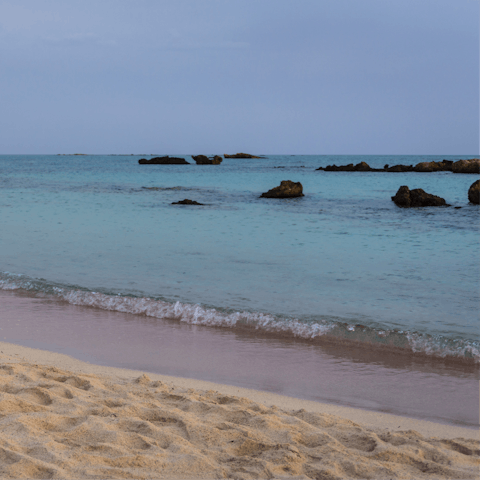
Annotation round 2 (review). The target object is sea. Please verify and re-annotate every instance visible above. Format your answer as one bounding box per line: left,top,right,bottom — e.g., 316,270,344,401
0,154,479,427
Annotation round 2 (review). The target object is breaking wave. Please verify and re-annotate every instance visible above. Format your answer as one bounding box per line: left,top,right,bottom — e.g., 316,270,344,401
1,271,478,363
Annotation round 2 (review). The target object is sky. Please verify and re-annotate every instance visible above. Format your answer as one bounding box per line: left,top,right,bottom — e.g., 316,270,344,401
0,0,478,155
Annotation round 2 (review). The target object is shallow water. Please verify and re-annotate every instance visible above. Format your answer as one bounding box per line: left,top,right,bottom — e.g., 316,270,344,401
1,291,478,427
0,154,478,361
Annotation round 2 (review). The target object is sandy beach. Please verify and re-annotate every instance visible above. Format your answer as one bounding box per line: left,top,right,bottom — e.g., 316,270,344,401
0,341,478,479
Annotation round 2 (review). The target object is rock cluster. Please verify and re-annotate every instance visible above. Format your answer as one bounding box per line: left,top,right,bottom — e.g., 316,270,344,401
316,161,379,172
260,181,304,198
391,186,449,207
384,164,414,172
192,155,223,165
316,159,480,173
224,153,263,159
413,160,453,172
452,159,480,174
468,180,480,204
139,156,190,165
171,199,204,205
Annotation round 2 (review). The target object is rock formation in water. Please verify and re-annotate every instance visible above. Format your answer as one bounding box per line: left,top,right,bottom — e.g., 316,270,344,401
452,159,480,174
224,153,263,159
138,156,190,164
316,162,378,172
468,180,480,204
316,159,479,173
413,160,453,172
171,199,204,205
386,164,414,172
260,180,304,198
391,186,449,207
192,155,223,165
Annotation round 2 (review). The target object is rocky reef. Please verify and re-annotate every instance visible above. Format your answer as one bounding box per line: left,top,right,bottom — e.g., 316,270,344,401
171,199,204,205
260,181,304,198
391,186,449,207
316,159,479,173
224,153,263,159
138,156,190,165
468,180,479,204
192,155,223,165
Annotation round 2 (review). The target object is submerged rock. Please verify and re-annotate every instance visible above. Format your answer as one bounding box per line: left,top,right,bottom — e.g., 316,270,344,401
139,156,190,164
260,180,304,198
391,186,449,207
192,155,223,165
171,199,204,205
224,153,263,159
468,180,480,204
452,159,480,174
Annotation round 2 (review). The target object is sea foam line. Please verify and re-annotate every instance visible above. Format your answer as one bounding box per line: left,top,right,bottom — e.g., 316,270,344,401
60,289,334,339
1,274,478,362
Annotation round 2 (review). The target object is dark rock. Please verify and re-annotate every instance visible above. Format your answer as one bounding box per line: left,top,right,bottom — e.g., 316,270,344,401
391,186,449,207
192,155,209,164
414,160,453,172
414,161,442,172
260,180,304,198
317,163,350,171
139,156,190,165
192,155,223,165
320,163,354,171
391,186,411,207
452,159,480,174
386,164,414,172
317,162,380,172
224,153,263,159
316,160,467,173
334,163,356,171
355,161,371,171
442,160,454,169
171,199,204,205
468,180,480,204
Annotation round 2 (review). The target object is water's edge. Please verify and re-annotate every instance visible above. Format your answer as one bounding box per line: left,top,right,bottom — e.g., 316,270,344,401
2,272,478,365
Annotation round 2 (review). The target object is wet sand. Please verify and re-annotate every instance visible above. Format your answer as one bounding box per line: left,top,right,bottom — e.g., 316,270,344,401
0,290,478,427
0,341,479,479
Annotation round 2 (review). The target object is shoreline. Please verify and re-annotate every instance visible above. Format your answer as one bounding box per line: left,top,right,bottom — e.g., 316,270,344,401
1,340,477,440
1,288,478,429
2,286,479,369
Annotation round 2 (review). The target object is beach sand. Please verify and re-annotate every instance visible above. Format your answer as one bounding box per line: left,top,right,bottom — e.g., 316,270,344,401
0,341,478,479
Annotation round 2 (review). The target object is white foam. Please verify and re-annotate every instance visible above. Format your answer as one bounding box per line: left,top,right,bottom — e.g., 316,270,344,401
407,331,480,361
1,274,478,363
61,290,335,338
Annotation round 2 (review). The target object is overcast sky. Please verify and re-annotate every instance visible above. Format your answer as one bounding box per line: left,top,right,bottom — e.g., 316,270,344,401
0,0,478,155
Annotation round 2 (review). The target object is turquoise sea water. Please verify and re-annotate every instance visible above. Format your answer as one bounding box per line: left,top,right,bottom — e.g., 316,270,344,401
0,154,479,361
